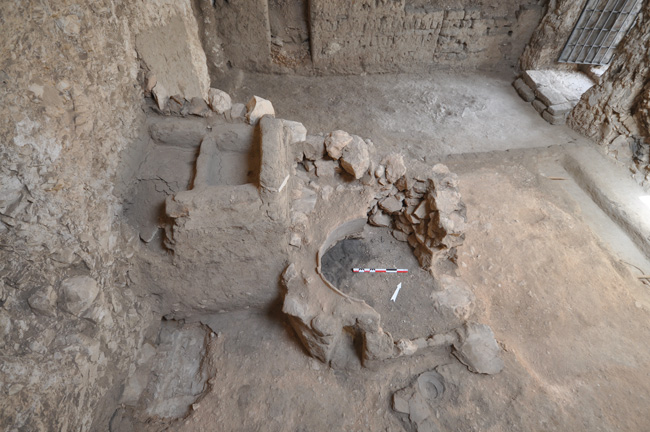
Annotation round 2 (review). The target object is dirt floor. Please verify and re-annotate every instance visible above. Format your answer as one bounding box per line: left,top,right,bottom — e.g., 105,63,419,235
155,71,650,431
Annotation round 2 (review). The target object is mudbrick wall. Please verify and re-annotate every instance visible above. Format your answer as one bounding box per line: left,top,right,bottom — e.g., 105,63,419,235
309,0,546,74
0,1,214,430
568,2,650,190
199,0,547,75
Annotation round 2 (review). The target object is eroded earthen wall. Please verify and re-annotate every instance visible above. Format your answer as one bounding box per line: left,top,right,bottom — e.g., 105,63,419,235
568,3,650,189
0,1,214,430
519,0,586,70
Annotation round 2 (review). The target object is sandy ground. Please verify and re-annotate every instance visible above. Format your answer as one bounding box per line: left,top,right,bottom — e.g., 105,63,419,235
150,71,650,431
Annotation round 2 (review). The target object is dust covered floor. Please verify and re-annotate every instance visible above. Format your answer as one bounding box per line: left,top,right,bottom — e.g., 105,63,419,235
146,150,650,432
151,72,650,431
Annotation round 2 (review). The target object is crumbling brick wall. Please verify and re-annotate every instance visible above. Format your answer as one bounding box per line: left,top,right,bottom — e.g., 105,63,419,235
309,0,545,74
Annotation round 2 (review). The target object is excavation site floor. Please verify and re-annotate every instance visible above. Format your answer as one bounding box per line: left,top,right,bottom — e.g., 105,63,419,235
148,71,650,431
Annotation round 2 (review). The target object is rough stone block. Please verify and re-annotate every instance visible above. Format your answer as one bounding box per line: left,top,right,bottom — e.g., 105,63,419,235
536,86,568,106
513,78,535,102
547,102,574,116
383,153,406,183
302,135,326,160
340,136,370,179
325,130,353,160
259,116,288,193
542,110,566,125
532,99,547,114
522,69,551,90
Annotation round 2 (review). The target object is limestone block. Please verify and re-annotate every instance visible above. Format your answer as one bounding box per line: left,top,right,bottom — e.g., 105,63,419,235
536,86,568,106
60,276,99,317
207,88,232,114
522,70,551,90
547,101,574,116
340,136,370,179
246,96,275,124
453,322,504,374
325,130,353,160
259,116,288,193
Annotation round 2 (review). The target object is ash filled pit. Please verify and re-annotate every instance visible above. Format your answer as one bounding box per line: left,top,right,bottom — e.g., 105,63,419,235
321,226,451,340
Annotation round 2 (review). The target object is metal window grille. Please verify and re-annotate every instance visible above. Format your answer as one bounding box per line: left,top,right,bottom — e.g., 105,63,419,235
558,0,642,65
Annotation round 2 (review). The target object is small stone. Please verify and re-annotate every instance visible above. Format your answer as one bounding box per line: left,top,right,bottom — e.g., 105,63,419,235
374,164,385,178
369,211,392,227
325,130,353,160
152,82,169,110
384,153,406,183
303,160,315,172
289,233,302,248
282,120,307,145
188,97,211,117
314,159,337,178
207,88,232,114
302,135,326,160
145,72,157,93
27,286,57,317
60,276,99,317
340,136,370,179
246,96,275,124
413,201,428,219
392,230,409,242
379,196,403,214
230,103,246,120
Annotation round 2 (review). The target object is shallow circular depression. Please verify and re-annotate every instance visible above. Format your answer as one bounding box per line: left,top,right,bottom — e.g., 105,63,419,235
321,225,438,340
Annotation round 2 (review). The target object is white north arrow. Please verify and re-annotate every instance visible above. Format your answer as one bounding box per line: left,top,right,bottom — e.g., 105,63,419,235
390,283,402,302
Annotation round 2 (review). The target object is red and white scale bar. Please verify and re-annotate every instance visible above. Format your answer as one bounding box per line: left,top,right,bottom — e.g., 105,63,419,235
352,268,408,273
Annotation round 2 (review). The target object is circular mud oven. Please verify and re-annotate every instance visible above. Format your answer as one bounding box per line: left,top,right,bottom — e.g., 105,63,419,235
282,154,503,373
